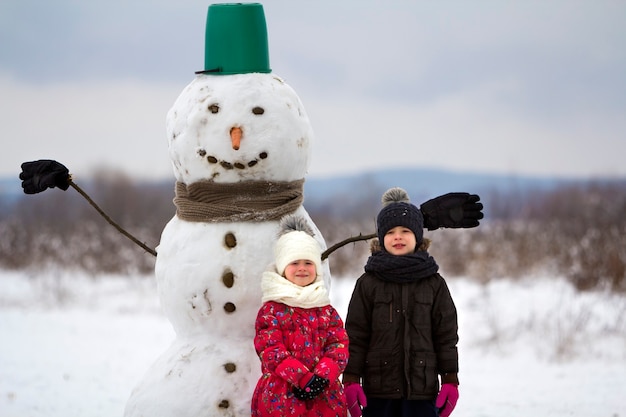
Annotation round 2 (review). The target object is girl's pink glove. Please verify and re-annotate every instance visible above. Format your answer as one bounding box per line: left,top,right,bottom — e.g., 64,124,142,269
344,382,367,417
436,383,459,417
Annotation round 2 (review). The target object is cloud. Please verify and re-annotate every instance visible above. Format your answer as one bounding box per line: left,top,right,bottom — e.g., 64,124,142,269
1,74,177,180
304,77,626,180
1,0,625,181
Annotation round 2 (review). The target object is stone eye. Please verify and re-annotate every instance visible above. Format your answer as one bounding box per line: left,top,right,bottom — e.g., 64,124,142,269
252,106,264,115
208,104,220,114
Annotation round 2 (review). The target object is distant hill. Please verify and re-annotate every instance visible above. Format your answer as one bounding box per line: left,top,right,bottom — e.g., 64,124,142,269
4,167,624,213
305,168,560,200
0,177,22,202
304,168,592,218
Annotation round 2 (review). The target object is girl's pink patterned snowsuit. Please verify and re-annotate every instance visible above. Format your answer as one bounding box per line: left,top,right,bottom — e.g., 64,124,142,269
251,301,349,417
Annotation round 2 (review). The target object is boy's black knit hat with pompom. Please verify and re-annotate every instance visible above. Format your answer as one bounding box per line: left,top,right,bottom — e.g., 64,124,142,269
376,187,424,247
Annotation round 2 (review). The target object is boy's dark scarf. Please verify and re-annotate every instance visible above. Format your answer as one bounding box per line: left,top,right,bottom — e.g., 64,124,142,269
365,250,439,283
174,179,304,222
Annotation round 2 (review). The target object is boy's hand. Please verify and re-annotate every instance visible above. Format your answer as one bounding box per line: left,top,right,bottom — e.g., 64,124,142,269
420,193,483,230
436,383,459,417
344,382,367,417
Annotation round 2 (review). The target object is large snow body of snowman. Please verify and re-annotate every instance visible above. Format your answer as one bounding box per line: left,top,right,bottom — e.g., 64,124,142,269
124,4,329,417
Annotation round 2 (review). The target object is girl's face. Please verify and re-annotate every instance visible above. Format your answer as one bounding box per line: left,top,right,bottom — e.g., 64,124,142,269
383,226,417,256
283,259,317,286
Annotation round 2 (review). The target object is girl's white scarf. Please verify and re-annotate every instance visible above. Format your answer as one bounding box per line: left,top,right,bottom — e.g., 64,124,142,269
261,269,330,309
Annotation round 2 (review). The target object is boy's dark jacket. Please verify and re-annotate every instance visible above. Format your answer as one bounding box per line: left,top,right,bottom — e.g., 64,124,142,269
343,241,459,400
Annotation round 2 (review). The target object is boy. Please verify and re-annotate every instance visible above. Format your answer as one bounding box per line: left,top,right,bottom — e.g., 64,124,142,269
343,188,459,417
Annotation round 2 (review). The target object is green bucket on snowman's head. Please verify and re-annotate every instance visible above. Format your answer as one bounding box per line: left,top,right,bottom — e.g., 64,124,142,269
196,3,271,75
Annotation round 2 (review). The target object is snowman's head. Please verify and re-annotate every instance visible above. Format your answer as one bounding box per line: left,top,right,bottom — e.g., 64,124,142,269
166,73,313,184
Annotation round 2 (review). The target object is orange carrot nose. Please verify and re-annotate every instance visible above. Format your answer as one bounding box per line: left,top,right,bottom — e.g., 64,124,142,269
230,127,242,150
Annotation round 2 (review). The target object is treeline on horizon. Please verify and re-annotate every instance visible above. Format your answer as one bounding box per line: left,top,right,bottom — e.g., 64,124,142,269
1,170,625,293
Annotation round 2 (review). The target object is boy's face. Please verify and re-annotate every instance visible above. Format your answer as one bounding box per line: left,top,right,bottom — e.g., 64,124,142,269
283,259,317,286
383,226,417,256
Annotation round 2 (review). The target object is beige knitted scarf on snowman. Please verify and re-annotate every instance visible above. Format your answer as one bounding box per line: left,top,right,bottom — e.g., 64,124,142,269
174,179,304,222
261,269,330,309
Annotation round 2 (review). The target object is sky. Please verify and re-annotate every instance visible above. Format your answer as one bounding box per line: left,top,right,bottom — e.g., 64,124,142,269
1,0,625,182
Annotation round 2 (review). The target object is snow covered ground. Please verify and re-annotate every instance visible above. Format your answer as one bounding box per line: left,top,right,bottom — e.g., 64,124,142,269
1,269,624,417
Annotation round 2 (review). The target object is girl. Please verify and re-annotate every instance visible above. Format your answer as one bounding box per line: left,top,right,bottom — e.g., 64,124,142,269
252,215,348,417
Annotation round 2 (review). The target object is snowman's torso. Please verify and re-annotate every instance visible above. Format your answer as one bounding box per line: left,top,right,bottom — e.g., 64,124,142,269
125,73,329,417
156,207,323,338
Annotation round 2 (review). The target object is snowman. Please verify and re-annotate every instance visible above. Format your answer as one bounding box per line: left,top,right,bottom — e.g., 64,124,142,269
18,3,482,416
123,4,330,417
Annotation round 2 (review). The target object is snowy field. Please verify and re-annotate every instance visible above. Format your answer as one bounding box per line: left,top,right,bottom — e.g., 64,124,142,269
1,269,624,417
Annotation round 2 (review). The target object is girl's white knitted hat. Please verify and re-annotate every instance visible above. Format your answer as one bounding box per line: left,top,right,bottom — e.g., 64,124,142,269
274,215,322,278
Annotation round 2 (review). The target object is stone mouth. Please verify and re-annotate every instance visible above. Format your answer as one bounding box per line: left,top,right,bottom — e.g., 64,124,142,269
197,149,269,170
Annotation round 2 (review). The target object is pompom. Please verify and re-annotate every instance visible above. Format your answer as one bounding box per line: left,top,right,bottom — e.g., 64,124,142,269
278,214,315,238
381,187,410,206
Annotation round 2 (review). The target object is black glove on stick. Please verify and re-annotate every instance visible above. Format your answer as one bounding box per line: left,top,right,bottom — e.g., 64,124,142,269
19,160,70,194
420,192,484,230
